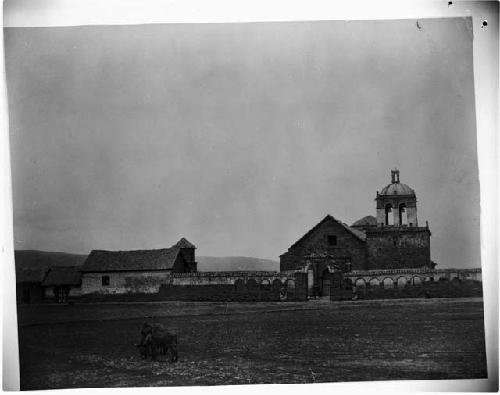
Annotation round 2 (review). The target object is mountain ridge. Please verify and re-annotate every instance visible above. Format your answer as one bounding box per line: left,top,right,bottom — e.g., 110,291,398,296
13,250,279,273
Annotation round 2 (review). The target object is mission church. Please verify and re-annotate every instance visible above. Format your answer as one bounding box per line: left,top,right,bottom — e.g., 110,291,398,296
280,169,434,294
20,169,481,303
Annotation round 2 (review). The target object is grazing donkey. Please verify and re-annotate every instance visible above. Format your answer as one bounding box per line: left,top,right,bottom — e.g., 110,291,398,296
136,322,178,362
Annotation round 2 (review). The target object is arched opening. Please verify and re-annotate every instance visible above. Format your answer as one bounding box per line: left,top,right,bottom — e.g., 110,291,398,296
320,268,332,297
261,279,270,289
247,279,258,289
272,279,282,289
332,271,343,288
411,276,422,286
396,277,407,288
355,278,366,290
399,203,408,225
234,279,246,292
385,204,394,225
307,266,315,297
369,278,380,288
382,277,394,289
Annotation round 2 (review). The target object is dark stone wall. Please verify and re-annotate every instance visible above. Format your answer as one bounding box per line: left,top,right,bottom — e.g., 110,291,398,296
172,249,197,273
280,217,367,271
366,227,431,269
158,274,308,302
348,279,482,300
79,273,308,303
179,248,197,271
158,284,281,302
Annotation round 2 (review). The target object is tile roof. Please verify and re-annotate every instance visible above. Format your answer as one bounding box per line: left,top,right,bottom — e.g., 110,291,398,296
81,238,195,273
42,266,82,286
81,247,180,272
16,267,49,283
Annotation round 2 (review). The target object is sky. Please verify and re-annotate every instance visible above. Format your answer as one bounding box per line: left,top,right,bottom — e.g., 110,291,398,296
4,18,480,268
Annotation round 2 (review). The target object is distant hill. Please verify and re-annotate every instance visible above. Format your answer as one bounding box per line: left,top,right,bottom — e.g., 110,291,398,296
13,250,279,273
14,250,88,283
197,256,279,272
14,250,88,271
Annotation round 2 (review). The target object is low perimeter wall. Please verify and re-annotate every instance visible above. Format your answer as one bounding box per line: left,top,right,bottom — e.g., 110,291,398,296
79,271,308,302
79,283,307,303
77,268,480,303
345,268,482,289
81,271,296,295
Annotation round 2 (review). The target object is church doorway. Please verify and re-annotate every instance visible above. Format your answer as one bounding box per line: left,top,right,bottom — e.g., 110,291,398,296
307,267,314,297
320,268,332,298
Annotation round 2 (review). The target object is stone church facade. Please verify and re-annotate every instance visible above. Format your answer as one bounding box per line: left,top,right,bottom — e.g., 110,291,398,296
280,170,434,296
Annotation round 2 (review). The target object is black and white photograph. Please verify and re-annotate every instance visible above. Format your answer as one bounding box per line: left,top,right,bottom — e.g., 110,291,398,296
2,1,498,392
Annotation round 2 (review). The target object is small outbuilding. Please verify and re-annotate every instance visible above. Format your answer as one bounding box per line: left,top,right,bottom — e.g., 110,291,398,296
42,266,82,303
16,267,48,304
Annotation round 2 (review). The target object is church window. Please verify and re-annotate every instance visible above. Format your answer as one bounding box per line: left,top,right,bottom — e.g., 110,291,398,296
327,235,337,246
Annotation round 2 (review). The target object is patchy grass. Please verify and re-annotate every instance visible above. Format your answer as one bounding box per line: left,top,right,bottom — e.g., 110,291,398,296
17,298,487,389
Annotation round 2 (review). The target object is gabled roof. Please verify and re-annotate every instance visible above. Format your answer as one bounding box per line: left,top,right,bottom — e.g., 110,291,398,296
81,247,181,272
42,266,82,286
175,238,196,249
81,238,196,273
16,267,49,283
288,214,366,251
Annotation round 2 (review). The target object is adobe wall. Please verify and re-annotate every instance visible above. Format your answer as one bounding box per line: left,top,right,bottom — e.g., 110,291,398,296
344,267,482,288
72,267,482,302
280,220,367,271
79,270,306,301
81,271,171,294
81,271,295,295
168,271,289,285
158,285,280,302
366,227,431,269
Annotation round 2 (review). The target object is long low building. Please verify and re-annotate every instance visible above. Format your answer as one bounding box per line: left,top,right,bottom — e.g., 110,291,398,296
42,266,82,302
80,238,197,294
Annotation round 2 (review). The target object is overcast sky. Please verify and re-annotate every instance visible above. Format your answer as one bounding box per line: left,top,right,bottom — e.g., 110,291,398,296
5,18,480,268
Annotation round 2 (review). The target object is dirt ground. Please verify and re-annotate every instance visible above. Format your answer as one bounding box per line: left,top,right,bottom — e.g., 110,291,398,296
17,298,487,389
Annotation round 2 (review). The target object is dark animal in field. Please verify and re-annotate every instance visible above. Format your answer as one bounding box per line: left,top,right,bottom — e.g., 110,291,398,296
136,322,178,362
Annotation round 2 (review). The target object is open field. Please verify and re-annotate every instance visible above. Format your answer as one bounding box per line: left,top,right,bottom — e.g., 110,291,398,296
17,298,487,389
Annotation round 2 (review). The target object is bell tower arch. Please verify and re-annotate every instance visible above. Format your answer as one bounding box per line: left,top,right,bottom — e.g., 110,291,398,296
375,169,418,227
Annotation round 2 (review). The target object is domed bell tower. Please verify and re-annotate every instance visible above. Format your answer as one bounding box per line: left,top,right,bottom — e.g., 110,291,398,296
375,169,418,227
